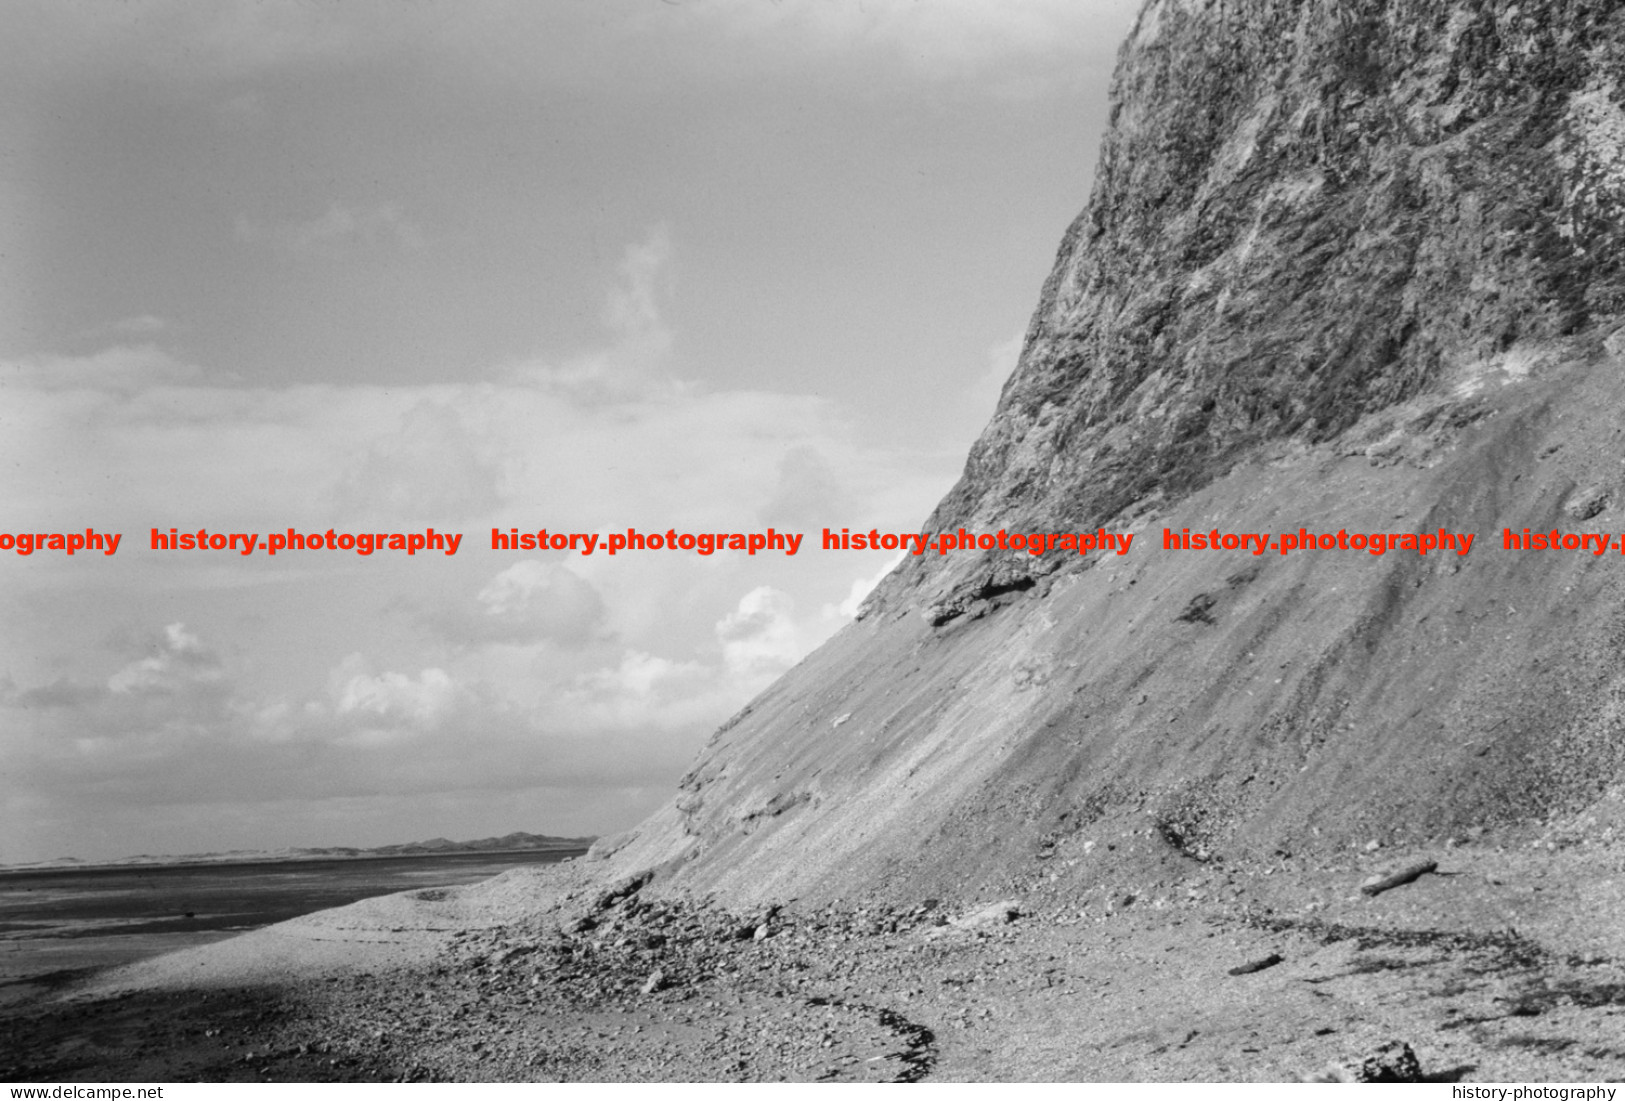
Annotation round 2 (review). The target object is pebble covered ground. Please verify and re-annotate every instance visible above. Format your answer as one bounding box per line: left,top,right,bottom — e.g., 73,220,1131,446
5,832,1625,1083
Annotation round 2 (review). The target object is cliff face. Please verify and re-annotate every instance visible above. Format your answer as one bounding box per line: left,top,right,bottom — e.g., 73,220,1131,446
900,0,1625,620
602,0,1625,904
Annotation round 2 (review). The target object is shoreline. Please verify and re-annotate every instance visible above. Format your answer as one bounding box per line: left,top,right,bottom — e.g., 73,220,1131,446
0,845,591,879
0,847,591,997
5,843,1624,1082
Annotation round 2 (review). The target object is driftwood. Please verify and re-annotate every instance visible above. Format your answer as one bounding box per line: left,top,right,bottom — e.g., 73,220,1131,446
1360,860,1438,897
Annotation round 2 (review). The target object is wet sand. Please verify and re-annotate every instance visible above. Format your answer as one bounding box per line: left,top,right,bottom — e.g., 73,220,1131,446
0,850,584,1010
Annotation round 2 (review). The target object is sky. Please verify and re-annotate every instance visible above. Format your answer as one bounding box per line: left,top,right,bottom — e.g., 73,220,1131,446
0,0,1140,865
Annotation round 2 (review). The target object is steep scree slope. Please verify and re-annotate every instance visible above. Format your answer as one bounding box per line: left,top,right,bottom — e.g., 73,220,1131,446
604,0,1625,904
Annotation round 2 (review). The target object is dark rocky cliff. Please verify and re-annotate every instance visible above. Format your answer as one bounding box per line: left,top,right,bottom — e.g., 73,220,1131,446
893,0,1625,621
601,0,1625,904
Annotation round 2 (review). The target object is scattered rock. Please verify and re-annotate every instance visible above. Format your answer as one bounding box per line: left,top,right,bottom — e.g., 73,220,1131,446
593,871,654,912
952,900,1022,928
641,969,666,995
1360,861,1438,897
1352,1040,1423,1083
1227,953,1283,976
1564,484,1609,521
1176,593,1218,625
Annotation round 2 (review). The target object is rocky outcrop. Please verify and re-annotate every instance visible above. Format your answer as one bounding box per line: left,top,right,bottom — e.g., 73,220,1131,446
604,0,1625,905
889,0,1625,615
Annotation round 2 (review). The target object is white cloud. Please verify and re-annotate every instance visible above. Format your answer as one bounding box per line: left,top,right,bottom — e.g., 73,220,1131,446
331,400,504,524
335,663,457,724
548,649,743,739
0,230,953,862
827,552,905,621
107,623,224,696
604,225,673,349
587,650,704,700
716,586,802,676
443,560,609,645
507,226,677,400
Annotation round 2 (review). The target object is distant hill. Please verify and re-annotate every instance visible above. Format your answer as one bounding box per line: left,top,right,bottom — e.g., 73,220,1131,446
362,832,596,857
4,831,595,872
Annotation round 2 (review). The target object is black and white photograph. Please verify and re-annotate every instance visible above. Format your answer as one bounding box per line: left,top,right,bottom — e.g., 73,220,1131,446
3,0,1625,1087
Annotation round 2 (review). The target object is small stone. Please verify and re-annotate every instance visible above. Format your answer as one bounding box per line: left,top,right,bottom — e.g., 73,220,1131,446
641,969,667,995
1564,484,1609,521
1227,952,1283,976
952,899,1023,928
1360,860,1438,897
1353,1040,1423,1083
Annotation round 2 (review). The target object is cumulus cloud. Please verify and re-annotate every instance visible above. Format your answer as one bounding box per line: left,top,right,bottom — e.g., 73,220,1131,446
331,400,504,524
582,650,707,702
4,625,626,793
418,560,608,647
0,335,933,551
477,561,606,641
0,229,952,862
506,227,677,400
604,226,673,350
0,590,824,860
554,649,754,740
107,623,224,696
716,587,802,676
826,552,905,621
333,661,457,724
